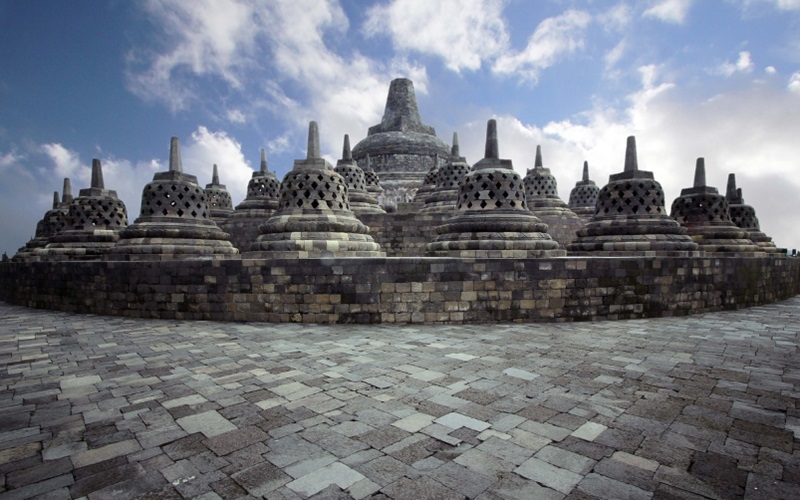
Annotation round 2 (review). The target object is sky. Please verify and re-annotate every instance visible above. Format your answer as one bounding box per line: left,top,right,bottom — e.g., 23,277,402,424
2,0,800,256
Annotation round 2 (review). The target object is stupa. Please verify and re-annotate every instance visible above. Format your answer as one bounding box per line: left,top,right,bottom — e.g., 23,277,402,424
568,136,698,255
35,159,128,260
352,78,450,208
333,135,385,215
248,122,384,258
670,158,762,254
428,120,564,258
522,145,582,246
221,149,280,251
568,161,600,221
361,154,384,200
111,137,238,260
411,154,440,204
13,184,70,261
421,132,471,214
726,174,780,253
204,164,233,223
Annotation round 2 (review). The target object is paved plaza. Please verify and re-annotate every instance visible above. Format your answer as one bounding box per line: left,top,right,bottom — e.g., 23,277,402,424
1,298,800,499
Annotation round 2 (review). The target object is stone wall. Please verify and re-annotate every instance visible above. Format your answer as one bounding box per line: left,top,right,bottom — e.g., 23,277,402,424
2,255,798,324
360,212,450,257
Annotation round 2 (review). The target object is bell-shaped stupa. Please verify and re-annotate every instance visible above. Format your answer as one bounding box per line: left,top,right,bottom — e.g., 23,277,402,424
411,154,440,204
422,132,471,214
352,78,450,208
334,135,384,215
568,161,600,221
221,148,281,251
111,137,238,259
13,184,71,261
35,159,128,259
361,154,384,199
205,164,233,223
522,145,582,247
568,136,698,255
670,159,762,254
428,120,564,258
248,121,384,258
726,174,780,253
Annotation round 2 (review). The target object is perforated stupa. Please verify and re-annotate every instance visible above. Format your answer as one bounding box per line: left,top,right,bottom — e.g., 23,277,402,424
568,161,600,220
411,154,440,204
567,136,698,255
334,135,384,215
111,137,238,259
221,148,280,251
35,159,128,259
669,158,761,254
726,174,780,253
13,180,72,261
205,164,233,223
422,132,471,214
361,154,383,199
428,120,564,258
249,122,384,258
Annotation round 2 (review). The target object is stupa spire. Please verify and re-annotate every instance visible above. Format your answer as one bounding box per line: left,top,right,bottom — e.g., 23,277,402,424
62,178,73,204
452,132,460,157
624,136,638,172
693,158,706,188
52,191,59,209
582,161,590,181
307,121,321,159
91,159,105,189
726,173,738,201
169,137,183,173
260,148,268,173
342,134,352,160
212,164,220,185
535,145,543,168
485,119,499,159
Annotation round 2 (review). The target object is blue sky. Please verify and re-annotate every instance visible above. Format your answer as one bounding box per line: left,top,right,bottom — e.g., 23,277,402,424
2,0,800,255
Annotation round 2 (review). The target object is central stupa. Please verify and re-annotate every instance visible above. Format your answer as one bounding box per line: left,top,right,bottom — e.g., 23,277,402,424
352,78,450,209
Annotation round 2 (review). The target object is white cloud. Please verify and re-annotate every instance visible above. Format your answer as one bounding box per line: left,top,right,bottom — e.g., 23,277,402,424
717,51,755,76
363,0,508,72
493,10,592,82
738,0,800,10
226,109,246,124
765,66,777,74
40,143,86,182
598,3,633,32
789,71,800,93
643,0,694,24
0,149,25,171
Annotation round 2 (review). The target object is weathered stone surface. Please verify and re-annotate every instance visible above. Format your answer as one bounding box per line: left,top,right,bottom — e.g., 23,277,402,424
568,136,699,255
204,163,233,223
670,158,763,255
421,132,471,214
352,78,450,209
248,122,384,258
428,120,565,258
726,173,782,253
334,134,385,216
568,160,600,221
111,137,238,260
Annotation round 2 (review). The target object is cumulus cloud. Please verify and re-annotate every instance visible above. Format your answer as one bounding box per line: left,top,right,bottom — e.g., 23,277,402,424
363,0,508,72
643,0,694,24
40,143,86,182
717,51,755,76
493,10,592,82
789,71,800,93
737,0,800,10
0,149,25,172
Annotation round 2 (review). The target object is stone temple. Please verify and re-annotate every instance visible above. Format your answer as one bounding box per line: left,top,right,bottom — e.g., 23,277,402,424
2,78,797,324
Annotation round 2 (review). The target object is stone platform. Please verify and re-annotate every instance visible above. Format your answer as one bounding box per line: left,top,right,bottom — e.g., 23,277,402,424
1,298,800,499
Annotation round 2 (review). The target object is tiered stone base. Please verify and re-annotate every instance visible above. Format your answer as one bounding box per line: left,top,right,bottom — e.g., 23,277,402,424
111,220,238,260
221,210,275,252
34,230,120,260
250,210,384,258
684,226,764,255
350,192,385,216
568,216,699,255
421,189,459,213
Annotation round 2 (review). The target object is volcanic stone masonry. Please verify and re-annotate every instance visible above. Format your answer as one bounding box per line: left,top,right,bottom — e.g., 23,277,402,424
110,137,238,260
422,132,472,214
726,173,781,253
204,163,233,223
13,179,72,261
334,134,385,216
568,161,600,221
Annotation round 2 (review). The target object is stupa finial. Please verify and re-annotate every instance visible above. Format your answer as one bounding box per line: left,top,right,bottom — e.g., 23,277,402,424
452,132,460,157
62,178,73,203
212,164,220,185
169,137,183,173
693,158,706,188
485,119,499,159
260,148,268,173
52,191,59,209
624,136,638,172
91,159,105,189
726,173,737,200
535,145,543,168
307,121,321,159
582,161,589,181
737,187,744,203
342,134,352,161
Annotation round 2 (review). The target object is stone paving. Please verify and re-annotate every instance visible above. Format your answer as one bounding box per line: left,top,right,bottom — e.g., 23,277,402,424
1,299,799,500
